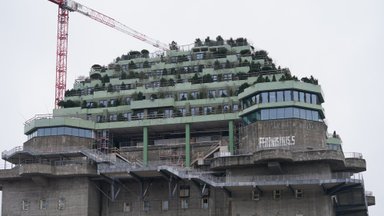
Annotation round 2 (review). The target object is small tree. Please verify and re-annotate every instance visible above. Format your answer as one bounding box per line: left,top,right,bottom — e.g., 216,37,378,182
141,49,149,58
194,38,203,47
237,83,250,95
169,41,179,50
272,75,277,82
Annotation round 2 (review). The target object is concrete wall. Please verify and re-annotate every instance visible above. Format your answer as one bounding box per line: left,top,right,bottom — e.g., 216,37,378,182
240,119,327,153
231,188,335,216
24,136,94,153
100,179,229,216
2,177,95,216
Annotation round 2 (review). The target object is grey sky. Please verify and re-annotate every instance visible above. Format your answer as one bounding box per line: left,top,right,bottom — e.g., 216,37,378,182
1,0,383,214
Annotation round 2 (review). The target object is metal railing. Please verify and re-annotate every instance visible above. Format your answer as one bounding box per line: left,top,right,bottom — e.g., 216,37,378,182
2,146,23,159
344,152,363,159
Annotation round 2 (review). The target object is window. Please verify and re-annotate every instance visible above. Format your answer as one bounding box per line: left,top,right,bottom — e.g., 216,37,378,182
179,185,190,197
181,198,189,209
40,199,48,210
164,109,173,118
295,189,303,199
162,200,169,211
191,107,199,116
223,104,230,113
299,92,305,102
276,108,285,119
208,90,216,98
233,104,239,111
261,92,268,103
269,109,277,119
203,106,213,115
202,198,209,209
191,91,199,99
179,92,188,101
143,200,150,212
22,200,30,211
219,89,228,97
261,109,269,120
273,190,281,200
252,190,260,200
123,202,131,212
293,91,299,101
58,198,65,210
284,90,292,101
196,53,204,60
179,108,187,116
305,93,311,103
311,94,318,104
269,91,276,103
277,91,284,102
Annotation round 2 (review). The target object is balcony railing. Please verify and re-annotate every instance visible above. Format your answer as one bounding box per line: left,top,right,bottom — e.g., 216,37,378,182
344,152,363,159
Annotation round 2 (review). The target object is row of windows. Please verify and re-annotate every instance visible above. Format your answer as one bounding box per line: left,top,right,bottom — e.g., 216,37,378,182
242,107,321,125
242,90,320,109
22,198,65,211
27,127,93,140
96,105,240,122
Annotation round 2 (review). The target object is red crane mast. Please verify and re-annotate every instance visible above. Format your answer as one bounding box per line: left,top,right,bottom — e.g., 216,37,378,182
48,0,169,108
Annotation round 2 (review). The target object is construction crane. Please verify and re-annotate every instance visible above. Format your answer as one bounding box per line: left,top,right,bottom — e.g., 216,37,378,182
48,0,169,108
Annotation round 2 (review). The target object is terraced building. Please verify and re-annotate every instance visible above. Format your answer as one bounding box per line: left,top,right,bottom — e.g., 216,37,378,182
0,37,375,216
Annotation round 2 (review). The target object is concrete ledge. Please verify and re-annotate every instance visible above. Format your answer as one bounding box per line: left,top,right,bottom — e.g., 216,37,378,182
19,164,53,176
253,149,293,162
344,158,366,172
54,163,97,176
0,168,20,179
210,149,345,169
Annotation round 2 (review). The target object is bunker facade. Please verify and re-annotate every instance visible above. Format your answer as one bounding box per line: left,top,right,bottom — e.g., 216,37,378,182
0,37,375,216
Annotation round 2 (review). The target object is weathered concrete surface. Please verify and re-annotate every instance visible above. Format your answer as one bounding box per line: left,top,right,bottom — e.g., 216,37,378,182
24,136,93,153
2,177,98,216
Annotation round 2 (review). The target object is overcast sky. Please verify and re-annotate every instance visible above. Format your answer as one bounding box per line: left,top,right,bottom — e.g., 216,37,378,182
0,0,383,214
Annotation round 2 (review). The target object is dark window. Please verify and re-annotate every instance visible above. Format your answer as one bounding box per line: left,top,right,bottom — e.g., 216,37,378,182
269,91,276,103
293,91,299,101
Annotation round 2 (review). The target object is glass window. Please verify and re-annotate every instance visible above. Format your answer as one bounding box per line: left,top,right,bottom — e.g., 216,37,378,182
72,128,79,136
269,109,277,119
261,92,268,103
123,202,131,212
162,200,169,211
293,91,299,101
261,109,269,120
44,128,51,136
51,127,58,136
299,92,305,102
202,198,209,209
285,107,293,118
181,199,189,209
312,111,319,121
311,94,318,104
277,91,284,102
306,109,312,120
277,108,285,119
37,129,44,136
58,198,65,210
284,90,292,101
293,108,300,118
269,91,276,103
305,93,311,103
208,90,216,98
299,108,306,119
39,199,48,210
233,104,239,111
79,129,85,137
255,110,261,120
143,200,150,212
256,94,260,104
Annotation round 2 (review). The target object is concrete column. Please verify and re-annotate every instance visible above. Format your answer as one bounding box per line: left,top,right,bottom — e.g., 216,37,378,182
228,120,234,154
185,124,190,167
143,126,148,166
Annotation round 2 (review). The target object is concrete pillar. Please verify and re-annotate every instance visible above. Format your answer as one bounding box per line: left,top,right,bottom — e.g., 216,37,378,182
143,126,148,166
229,120,234,154
185,124,190,167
